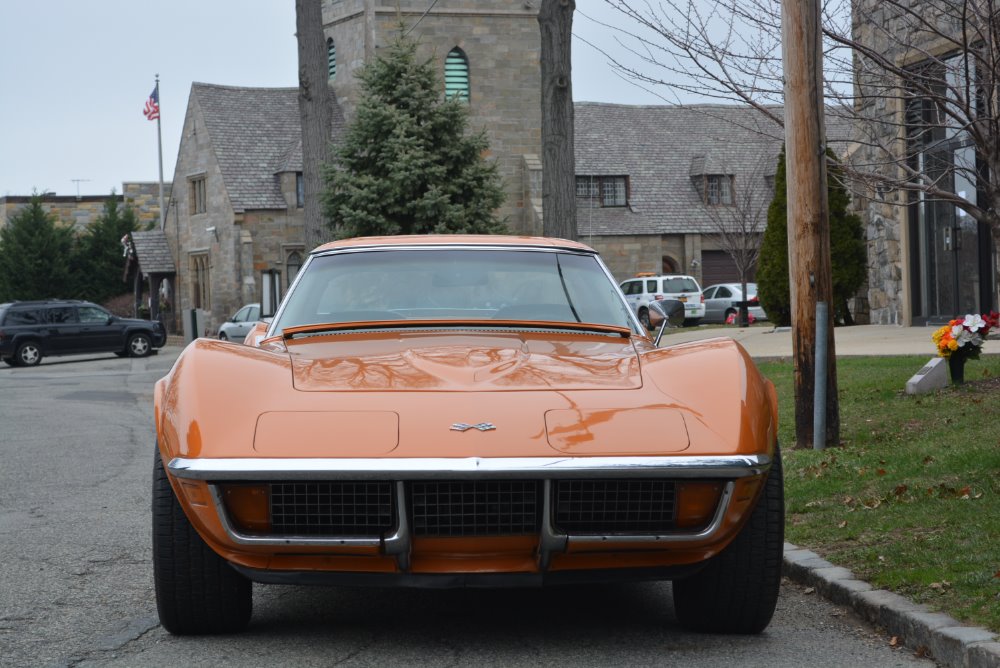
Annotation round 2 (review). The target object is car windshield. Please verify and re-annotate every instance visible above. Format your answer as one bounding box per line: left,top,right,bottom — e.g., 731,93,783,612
272,248,635,332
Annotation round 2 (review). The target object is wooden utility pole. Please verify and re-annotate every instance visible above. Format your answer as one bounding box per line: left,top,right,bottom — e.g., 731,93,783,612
538,0,577,240
781,0,840,447
296,0,335,250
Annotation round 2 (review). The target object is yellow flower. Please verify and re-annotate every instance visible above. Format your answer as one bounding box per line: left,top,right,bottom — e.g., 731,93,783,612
948,339,959,351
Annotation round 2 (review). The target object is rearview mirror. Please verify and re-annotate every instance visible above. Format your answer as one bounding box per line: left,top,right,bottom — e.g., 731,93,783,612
648,299,685,347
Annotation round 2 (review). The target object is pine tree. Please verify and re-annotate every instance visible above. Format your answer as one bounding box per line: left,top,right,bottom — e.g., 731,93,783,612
757,148,867,326
0,195,75,301
757,148,791,326
75,194,139,303
322,31,506,238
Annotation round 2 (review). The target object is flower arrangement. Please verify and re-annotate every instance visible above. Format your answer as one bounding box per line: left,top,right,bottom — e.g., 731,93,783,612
932,311,999,359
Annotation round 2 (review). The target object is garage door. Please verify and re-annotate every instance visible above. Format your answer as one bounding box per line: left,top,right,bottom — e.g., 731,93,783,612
700,250,756,286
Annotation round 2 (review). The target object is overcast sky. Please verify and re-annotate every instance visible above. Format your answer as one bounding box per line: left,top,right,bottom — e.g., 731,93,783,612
0,2,674,198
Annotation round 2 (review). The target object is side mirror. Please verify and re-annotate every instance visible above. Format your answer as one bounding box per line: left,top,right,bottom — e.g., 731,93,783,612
107,316,114,325
243,321,270,347
647,299,685,347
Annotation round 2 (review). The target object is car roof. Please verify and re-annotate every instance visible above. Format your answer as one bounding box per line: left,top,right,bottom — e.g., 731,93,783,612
311,235,596,255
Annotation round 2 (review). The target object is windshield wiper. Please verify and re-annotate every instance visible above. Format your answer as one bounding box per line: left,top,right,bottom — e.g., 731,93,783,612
281,319,632,340
555,255,582,322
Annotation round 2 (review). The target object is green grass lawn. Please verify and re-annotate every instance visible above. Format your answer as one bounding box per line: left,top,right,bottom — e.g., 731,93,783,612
757,354,1000,633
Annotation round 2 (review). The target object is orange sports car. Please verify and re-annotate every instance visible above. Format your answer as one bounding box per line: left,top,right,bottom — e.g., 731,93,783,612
152,235,782,635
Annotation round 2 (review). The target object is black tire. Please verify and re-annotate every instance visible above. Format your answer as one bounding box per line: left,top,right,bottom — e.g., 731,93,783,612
672,445,784,634
725,308,737,322
219,332,229,341
152,446,252,634
15,341,42,366
639,308,651,330
127,333,152,358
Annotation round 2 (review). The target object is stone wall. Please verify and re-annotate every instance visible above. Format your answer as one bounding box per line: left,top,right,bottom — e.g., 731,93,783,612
589,234,694,284
0,195,119,233
123,182,172,228
324,0,542,233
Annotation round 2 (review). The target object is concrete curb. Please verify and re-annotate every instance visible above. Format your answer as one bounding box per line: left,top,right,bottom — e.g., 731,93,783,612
783,543,1000,667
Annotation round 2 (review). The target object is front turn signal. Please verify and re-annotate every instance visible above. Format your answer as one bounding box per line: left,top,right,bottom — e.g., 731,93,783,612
675,481,724,530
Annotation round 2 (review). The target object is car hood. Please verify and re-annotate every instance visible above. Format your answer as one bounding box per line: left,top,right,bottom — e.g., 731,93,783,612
287,330,643,392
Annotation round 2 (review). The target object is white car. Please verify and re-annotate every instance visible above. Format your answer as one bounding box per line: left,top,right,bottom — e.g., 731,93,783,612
217,303,261,341
619,275,705,328
702,283,768,323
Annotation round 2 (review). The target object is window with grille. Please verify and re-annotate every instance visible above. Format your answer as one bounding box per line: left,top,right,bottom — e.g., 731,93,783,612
190,253,210,309
189,176,206,214
327,38,336,81
295,173,304,208
445,47,470,103
576,175,628,207
705,175,734,205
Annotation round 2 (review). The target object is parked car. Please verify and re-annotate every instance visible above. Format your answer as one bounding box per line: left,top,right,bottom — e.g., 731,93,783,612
619,274,705,328
702,283,768,324
153,235,782,636
218,303,262,341
0,299,166,367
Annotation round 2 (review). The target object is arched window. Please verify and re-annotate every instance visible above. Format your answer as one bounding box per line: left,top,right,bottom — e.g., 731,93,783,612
286,250,303,288
444,47,469,103
327,38,336,81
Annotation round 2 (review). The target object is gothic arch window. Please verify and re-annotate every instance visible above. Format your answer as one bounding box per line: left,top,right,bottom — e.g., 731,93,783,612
286,250,303,288
444,47,469,103
327,38,336,81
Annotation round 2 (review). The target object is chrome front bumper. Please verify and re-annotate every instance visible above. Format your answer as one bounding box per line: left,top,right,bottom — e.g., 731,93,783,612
168,454,771,571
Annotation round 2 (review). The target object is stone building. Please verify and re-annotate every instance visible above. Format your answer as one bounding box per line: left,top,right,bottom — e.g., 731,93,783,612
0,182,169,233
851,0,998,325
162,83,345,333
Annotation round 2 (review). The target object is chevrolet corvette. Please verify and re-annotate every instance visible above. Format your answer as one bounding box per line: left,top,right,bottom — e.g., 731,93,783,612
152,235,782,635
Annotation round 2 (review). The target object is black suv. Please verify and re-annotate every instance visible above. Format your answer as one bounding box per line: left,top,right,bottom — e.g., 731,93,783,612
0,300,167,367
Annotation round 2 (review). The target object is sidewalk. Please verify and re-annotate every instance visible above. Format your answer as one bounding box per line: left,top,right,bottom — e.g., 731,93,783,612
657,323,1000,358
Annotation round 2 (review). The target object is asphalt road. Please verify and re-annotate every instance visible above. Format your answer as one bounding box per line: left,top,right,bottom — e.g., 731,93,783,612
0,347,936,667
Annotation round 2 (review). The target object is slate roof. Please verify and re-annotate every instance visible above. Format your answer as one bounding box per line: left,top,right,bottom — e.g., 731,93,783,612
574,103,850,237
191,83,345,212
130,230,176,274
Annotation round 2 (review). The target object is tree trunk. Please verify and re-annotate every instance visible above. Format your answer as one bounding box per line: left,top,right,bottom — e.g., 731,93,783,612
782,0,840,448
539,0,577,241
296,0,335,249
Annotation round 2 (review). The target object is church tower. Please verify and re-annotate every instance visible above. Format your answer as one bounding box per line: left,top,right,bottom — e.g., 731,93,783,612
321,0,543,233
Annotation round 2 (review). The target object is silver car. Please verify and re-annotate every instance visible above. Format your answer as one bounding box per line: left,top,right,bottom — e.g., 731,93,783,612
218,303,261,341
702,283,768,323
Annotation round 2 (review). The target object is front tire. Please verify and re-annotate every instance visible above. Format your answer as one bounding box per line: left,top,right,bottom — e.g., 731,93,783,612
152,446,252,634
15,341,41,366
672,446,784,634
127,333,152,357
219,332,229,341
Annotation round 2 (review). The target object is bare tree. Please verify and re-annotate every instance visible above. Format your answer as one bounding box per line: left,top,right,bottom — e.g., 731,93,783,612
539,0,578,240
702,156,772,326
296,0,336,252
598,0,1000,257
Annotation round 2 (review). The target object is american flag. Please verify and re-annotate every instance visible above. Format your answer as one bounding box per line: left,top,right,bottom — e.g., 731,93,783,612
144,85,160,121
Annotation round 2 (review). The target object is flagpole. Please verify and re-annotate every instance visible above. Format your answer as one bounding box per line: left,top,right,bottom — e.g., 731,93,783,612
155,74,165,230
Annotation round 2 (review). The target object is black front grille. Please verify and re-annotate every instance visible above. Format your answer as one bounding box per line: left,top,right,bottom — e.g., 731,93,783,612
269,481,395,536
554,480,676,534
409,480,541,536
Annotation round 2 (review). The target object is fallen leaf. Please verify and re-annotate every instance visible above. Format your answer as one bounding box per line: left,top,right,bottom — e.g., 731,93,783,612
803,587,815,594
893,484,908,496
878,555,886,562
838,520,847,529
877,468,887,476
922,456,935,465
973,492,983,499
889,636,899,647
915,646,930,658
993,570,1000,579
959,486,971,498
